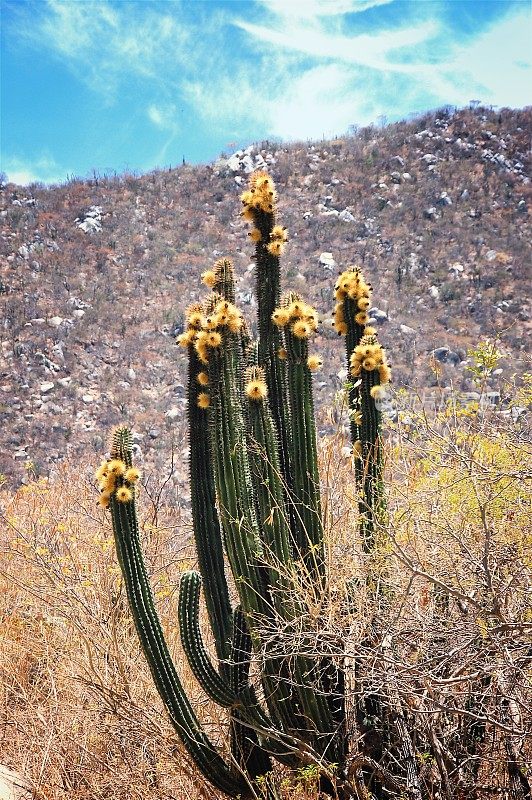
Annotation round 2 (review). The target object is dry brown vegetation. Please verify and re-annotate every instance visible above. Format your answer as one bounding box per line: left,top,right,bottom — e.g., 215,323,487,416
1,386,530,799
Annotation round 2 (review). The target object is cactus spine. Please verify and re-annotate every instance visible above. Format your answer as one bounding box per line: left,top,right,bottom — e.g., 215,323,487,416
101,174,391,797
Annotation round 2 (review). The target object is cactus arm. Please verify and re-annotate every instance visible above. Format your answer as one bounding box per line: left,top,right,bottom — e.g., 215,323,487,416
244,367,292,579
349,333,390,551
284,317,325,574
333,268,373,484
107,439,249,798
207,335,270,621
229,607,274,781
188,346,233,662
178,571,236,706
240,176,295,521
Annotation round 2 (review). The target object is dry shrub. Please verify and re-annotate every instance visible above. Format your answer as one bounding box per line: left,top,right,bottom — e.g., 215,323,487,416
0,466,222,800
0,391,530,799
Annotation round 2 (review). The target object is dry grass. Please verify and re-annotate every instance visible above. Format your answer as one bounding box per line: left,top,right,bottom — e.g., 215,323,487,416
0,392,530,799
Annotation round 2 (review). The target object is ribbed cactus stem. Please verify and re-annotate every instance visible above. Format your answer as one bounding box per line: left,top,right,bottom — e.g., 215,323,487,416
106,429,249,798
333,267,374,476
282,295,325,577
349,333,391,551
187,345,233,663
240,174,294,529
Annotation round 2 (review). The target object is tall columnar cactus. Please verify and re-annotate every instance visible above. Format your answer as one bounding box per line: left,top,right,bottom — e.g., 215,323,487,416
99,174,390,798
333,267,391,549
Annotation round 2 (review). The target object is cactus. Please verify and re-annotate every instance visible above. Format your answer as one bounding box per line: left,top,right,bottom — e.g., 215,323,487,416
99,174,393,798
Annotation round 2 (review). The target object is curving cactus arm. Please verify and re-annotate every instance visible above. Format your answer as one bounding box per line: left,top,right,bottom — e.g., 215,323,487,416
105,429,249,798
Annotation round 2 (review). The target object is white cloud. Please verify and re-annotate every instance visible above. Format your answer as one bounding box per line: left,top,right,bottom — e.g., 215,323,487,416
3,154,67,186
147,104,179,131
257,0,393,20
449,10,531,109
27,0,188,96
235,16,440,72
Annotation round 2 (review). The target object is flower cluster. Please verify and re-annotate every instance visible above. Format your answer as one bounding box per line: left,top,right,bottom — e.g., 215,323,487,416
271,298,319,340
240,172,288,257
176,259,245,407
95,459,140,508
333,267,372,335
350,332,391,385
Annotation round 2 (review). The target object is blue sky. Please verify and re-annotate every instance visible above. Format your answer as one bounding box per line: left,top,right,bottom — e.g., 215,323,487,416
1,0,530,185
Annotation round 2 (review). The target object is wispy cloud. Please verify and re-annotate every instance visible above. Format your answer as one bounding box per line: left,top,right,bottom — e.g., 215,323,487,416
24,0,189,97
3,154,67,186
4,0,530,182
256,0,394,20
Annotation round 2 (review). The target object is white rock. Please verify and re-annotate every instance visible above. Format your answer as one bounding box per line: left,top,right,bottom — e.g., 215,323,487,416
48,316,63,327
40,382,55,394
400,324,416,336
429,285,440,300
319,252,336,271
82,394,95,403
338,209,355,222
57,377,71,387
77,217,102,234
165,408,180,419
72,309,85,318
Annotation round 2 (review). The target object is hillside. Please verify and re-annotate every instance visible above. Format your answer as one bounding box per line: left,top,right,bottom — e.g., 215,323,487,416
1,105,530,487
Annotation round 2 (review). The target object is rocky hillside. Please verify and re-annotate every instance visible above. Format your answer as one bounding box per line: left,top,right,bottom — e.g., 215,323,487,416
1,105,530,486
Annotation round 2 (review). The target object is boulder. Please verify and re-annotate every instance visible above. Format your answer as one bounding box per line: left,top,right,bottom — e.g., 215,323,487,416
368,307,388,323
319,252,336,271
432,347,460,366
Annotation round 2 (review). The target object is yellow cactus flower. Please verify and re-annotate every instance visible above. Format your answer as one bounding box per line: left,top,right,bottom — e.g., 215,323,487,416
292,320,312,339
227,315,243,333
195,341,209,364
355,312,369,326
176,330,195,348
241,206,255,222
288,301,305,319
249,229,262,243
335,321,348,336
197,392,210,409
201,270,217,288
364,326,377,336
353,410,363,425
362,357,377,371
95,461,108,482
98,494,111,509
350,362,362,377
206,331,222,348
267,241,284,257
124,467,141,484
240,190,254,205
271,308,290,327
116,486,133,504
107,459,126,476
357,297,370,311
307,354,323,371
245,379,268,401
334,288,347,301
197,371,209,386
